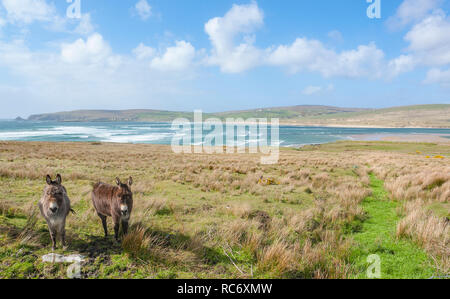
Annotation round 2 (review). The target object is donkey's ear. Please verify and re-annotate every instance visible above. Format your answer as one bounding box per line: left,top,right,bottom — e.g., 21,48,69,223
56,174,62,185
46,175,52,185
116,177,122,186
128,177,133,187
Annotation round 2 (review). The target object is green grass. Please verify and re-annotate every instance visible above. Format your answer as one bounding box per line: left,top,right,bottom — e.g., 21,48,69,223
349,174,435,279
427,202,450,219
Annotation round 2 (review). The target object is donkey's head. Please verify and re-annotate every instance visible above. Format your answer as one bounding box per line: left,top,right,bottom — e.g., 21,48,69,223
44,174,65,215
115,177,133,216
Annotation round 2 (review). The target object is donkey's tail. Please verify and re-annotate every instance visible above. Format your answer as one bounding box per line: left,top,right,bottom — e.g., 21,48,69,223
70,208,76,215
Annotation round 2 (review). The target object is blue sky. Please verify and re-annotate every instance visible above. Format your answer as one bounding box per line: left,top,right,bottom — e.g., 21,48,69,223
0,0,449,118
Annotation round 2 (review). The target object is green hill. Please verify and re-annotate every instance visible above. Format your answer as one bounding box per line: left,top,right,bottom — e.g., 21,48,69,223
26,104,450,128
27,109,193,122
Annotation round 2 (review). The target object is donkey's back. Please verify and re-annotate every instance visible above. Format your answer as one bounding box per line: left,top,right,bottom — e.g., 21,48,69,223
91,182,117,217
91,177,133,241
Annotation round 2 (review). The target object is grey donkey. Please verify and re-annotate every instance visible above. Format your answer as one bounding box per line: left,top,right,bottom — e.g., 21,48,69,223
38,174,75,250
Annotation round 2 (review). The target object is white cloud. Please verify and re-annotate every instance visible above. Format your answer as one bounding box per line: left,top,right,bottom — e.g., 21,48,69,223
0,34,199,117
268,39,385,79
405,11,450,52
387,55,417,77
328,30,343,42
0,16,5,33
133,43,155,60
385,2,450,84
0,0,95,35
134,0,152,21
387,0,443,29
379,0,450,83
267,38,331,73
301,84,334,96
302,86,322,95
74,13,95,35
204,2,387,79
404,11,450,66
424,68,450,87
1,0,56,24
61,33,120,67
150,41,196,71
204,1,264,73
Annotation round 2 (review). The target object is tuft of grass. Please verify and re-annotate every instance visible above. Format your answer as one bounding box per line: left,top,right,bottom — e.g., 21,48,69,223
18,208,40,245
122,223,167,263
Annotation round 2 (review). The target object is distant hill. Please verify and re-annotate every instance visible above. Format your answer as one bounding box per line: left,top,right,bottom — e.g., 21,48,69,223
27,106,366,122
27,109,193,122
26,104,450,128
290,104,450,128
214,105,369,119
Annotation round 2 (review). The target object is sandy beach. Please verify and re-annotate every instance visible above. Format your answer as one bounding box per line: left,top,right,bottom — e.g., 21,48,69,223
350,133,450,144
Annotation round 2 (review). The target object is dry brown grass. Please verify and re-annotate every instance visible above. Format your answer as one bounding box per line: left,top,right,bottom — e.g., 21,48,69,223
397,200,449,271
0,201,19,217
122,223,167,261
256,240,296,274
17,208,40,245
0,141,448,278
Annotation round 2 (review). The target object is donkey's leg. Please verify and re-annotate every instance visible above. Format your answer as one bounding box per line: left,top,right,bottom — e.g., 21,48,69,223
113,222,120,242
45,220,57,250
59,221,67,249
60,228,66,249
49,227,57,250
97,213,108,238
121,220,129,236
112,215,121,242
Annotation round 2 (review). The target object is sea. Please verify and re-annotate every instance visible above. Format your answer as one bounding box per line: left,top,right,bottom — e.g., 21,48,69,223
0,120,449,147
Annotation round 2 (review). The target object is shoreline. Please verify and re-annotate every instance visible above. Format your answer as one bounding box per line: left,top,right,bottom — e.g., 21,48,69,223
279,123,450,129
1,134,449,148
8,119,450,129
348,133,450,144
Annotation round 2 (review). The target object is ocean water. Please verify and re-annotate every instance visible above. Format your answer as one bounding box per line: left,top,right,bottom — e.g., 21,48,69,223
0,121,449,147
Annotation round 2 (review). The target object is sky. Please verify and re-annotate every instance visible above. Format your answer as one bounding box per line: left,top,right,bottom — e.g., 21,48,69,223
0,0,450,118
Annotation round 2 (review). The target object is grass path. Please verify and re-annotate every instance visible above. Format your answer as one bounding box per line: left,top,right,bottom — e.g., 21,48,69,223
350,174,435,279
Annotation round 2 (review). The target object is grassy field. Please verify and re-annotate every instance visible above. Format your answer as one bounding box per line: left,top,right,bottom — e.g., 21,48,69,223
0,141,448,279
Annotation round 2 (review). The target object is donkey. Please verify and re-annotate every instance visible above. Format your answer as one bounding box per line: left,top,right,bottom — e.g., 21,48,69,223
91,177,133,241
38,174,74,250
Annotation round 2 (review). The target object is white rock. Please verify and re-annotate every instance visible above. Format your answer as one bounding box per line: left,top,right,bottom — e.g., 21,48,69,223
42,253,85,263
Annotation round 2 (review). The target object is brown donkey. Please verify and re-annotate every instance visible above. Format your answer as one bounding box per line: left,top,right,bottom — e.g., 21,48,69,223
91,177,133,241
38,174,74,250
